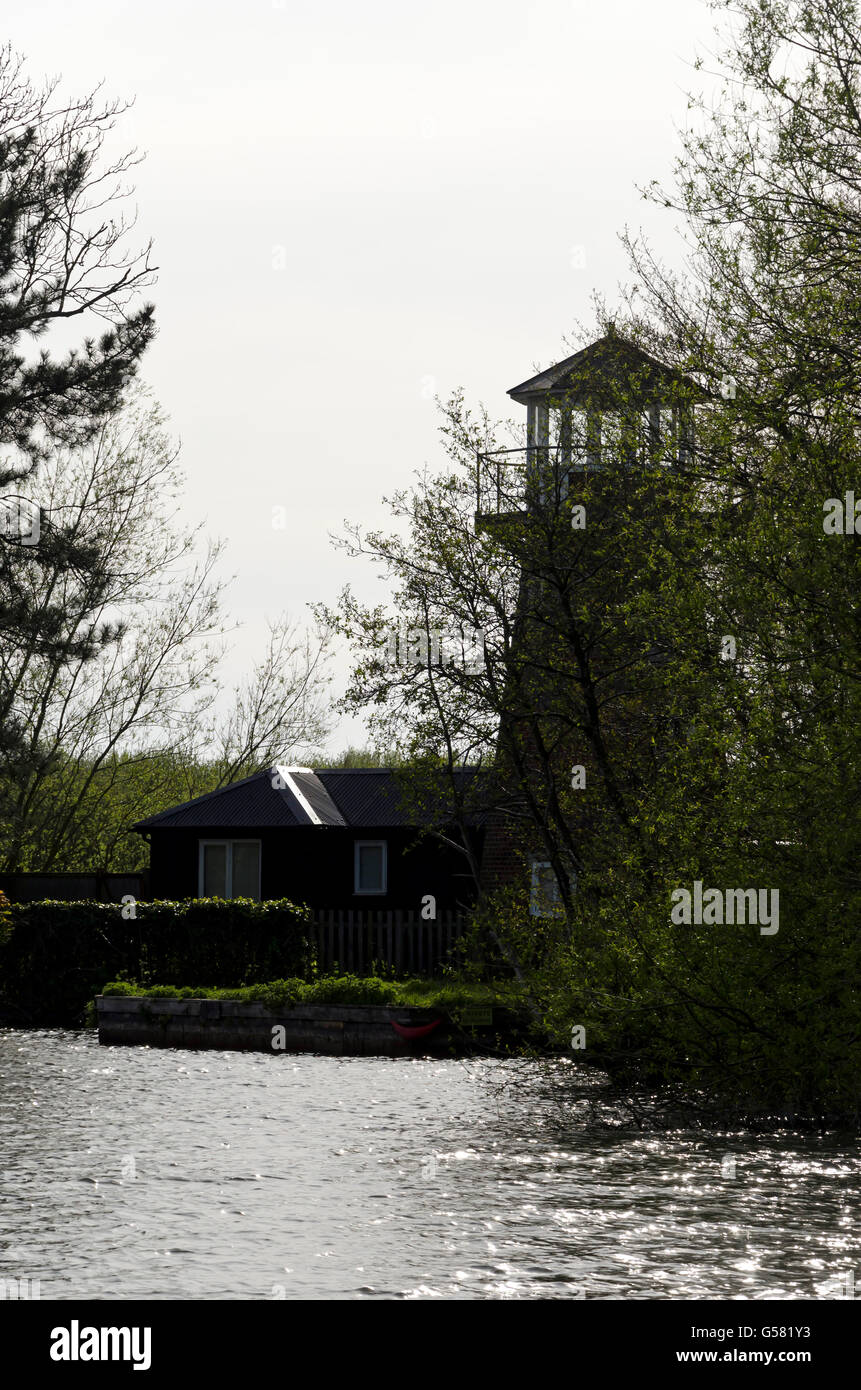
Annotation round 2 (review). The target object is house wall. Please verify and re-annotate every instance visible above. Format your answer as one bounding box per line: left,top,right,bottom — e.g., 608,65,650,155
145,825,482,912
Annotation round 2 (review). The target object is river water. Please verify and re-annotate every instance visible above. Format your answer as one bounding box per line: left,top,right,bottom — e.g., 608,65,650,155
1,1030,858,1300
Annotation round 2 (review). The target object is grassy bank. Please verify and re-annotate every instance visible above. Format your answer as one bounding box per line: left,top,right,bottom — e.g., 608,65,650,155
98,974,523,1015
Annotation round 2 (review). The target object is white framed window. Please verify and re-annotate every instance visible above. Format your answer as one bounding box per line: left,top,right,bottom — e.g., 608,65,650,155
354,840,387,895
198,840,261,900
530,860,568,918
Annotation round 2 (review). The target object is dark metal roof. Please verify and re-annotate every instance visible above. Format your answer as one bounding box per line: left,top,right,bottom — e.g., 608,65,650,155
132,767,484,832
317,770,408,826
132,771,306,830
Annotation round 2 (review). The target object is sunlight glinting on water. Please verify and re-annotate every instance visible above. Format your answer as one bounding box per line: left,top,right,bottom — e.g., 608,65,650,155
0,1032,858,1300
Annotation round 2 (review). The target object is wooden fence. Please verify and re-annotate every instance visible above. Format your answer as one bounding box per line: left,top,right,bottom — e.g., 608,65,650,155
309,909,466,976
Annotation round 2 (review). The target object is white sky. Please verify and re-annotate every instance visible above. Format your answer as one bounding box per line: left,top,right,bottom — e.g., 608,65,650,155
6,0,714,753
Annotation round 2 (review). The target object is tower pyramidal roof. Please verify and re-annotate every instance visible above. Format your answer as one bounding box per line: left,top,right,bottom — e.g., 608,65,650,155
508,331,699,407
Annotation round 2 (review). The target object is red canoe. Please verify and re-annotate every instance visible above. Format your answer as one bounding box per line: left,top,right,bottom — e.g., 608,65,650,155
391,1018,443,1041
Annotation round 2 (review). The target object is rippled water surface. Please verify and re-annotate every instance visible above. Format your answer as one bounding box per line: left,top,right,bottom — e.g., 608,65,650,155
1,1030,858,1299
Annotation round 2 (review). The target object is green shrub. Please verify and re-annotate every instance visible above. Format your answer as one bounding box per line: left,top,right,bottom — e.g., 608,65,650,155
303,973,400,1006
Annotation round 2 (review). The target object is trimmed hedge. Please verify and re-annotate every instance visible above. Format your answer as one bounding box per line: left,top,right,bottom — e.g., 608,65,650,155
0,897,311,1026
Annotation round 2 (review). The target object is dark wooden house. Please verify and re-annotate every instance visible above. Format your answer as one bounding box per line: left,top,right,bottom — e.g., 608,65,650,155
132,766,483,911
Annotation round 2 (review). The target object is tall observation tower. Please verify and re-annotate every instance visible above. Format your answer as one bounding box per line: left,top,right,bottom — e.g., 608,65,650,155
474,330,705,906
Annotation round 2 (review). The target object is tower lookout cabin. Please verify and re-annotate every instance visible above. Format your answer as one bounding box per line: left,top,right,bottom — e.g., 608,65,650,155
475,329,701,528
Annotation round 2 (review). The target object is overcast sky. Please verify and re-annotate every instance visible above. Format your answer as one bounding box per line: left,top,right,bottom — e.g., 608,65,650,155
7,0,714,753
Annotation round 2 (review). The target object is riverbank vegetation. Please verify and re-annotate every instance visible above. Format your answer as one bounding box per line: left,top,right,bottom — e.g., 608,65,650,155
319,0,861,1128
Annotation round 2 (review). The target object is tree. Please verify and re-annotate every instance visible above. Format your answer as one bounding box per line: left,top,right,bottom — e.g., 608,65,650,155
0,45,155,777
0,391,333,871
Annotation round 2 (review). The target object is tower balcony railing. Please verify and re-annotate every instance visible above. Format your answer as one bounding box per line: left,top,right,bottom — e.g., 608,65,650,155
475,435,692,519
475,445,605,519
